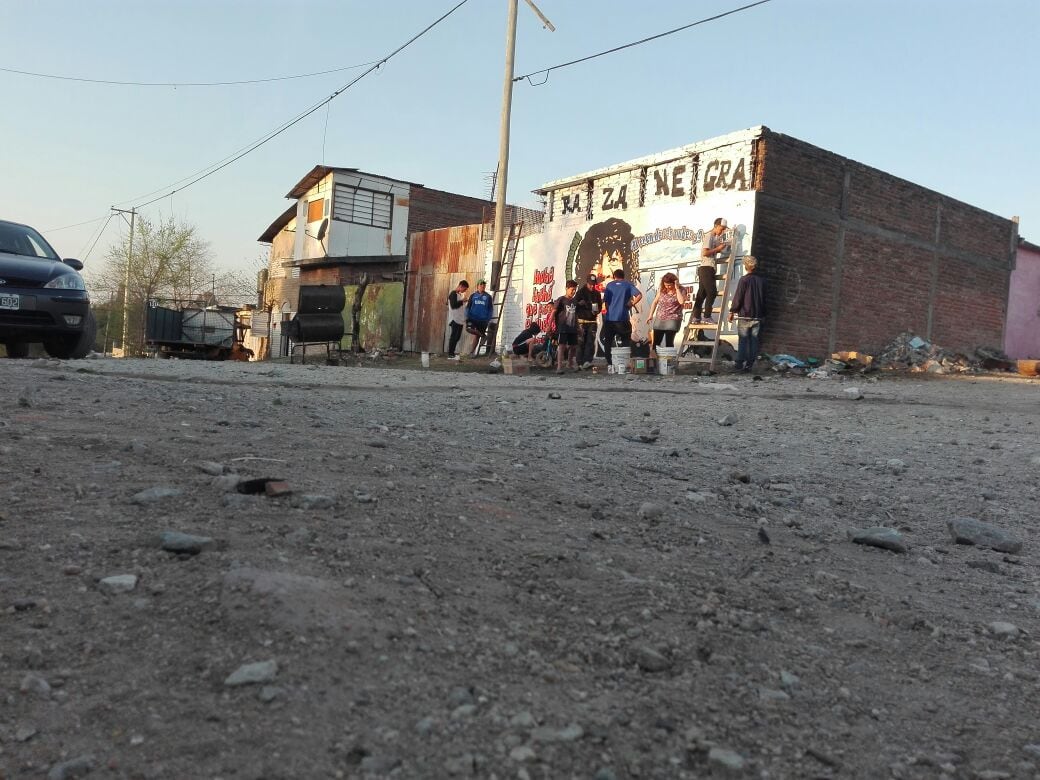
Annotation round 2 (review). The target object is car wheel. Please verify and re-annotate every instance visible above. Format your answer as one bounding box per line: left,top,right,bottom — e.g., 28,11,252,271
4,341,30,359
43,310,97,360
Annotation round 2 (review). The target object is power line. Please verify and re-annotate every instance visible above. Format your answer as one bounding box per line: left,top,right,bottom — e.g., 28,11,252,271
0,59,380,88
124,0,472,210
46,214,111,232
78,214,114,263
514,0,773,84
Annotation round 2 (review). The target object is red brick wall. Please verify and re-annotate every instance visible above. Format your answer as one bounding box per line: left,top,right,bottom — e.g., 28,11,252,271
406,186,489,235
753,130,1015,357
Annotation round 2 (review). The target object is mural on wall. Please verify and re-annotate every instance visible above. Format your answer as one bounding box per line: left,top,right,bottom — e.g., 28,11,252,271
505,137,760,346
519,196,754,343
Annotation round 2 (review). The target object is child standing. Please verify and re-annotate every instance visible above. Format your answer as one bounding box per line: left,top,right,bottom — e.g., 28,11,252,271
553,280,580,374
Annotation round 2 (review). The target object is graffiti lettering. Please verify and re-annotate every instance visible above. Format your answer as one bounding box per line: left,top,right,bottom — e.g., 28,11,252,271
601,185,628,211
703,158,748,192
651,165,690,199
527,266,557,330
671,165,686,197
561,193,582,214
654,170,669,196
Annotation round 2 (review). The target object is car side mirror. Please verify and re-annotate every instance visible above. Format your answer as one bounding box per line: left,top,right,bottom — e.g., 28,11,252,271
63,258,83,271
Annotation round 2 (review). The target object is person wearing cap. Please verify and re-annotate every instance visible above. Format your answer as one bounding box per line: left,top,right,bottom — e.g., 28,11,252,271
574,273,603,369
465,279,493,356
694,217,731,325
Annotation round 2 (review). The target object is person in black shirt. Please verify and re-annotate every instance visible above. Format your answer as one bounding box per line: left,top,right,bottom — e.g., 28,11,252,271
512,322,545,363
728,255,767,372
574,273,603,370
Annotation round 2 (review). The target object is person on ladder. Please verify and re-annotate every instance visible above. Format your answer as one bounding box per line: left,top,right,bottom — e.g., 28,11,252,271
694,218,731,325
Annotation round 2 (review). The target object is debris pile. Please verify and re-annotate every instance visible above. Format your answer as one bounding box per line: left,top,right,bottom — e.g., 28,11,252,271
767,334,1015,378
875,332,1012,374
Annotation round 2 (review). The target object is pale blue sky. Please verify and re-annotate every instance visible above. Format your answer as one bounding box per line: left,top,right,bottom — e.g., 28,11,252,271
2,0,1036,280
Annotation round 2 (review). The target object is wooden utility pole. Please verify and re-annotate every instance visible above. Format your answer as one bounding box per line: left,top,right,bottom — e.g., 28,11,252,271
491,0,554,286
112,207,136,355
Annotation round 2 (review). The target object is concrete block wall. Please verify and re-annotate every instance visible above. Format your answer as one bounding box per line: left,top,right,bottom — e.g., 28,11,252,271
752,130,1016,357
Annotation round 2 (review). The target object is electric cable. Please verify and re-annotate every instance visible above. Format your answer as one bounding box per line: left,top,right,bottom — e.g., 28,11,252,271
46,214,111,232
79,213,115,260
123,0,471,210
514,0,773,84
0,60,380,88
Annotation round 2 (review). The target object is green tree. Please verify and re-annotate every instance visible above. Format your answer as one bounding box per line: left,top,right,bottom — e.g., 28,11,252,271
87,215,252,354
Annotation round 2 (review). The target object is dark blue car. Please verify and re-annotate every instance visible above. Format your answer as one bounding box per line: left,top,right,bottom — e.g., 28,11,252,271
0,219,95,359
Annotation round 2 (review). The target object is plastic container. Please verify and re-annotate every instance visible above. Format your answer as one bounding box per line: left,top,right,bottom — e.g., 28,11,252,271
656,346,678,376
420,352,430,368
612,346,631,375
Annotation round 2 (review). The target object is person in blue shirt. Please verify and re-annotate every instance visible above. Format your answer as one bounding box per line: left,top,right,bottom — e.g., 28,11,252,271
465,279,494,356
601,269,642,369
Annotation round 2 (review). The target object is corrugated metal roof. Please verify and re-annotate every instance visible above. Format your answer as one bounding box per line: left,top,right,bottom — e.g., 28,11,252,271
534,126,766,194
285,165,424,200
257,204,297,243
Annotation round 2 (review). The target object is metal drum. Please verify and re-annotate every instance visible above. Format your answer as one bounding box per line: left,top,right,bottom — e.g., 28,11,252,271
297,285,346,315
287,313,344,343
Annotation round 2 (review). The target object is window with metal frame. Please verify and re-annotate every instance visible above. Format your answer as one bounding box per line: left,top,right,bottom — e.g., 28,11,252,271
332,183,393,229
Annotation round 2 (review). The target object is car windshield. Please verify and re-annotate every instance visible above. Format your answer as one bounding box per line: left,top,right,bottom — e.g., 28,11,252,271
0,221,60,260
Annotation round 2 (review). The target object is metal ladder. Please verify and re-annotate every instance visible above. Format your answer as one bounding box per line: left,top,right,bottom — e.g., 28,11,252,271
476,220,523,356
678,254,738,372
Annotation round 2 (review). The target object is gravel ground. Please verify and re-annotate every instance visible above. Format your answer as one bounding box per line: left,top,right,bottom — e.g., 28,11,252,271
1,356,1038,780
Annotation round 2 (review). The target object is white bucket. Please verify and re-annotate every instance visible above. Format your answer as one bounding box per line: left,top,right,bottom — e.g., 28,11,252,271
611,346,631,375
657,346,678,376
420,352,430,368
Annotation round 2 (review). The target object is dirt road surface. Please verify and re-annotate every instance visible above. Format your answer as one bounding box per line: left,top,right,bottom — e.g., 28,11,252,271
1,357,1038,779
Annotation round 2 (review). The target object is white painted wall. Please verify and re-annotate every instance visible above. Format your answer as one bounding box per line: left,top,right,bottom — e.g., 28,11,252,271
493,130,762,348
296,171,410,260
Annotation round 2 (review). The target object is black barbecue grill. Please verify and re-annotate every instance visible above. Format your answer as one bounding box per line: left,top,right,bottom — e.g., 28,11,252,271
289,285,346,364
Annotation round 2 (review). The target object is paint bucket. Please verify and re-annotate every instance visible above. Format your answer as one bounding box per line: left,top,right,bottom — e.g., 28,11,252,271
657,346,678,376
611,346,631,375
420,351,430,368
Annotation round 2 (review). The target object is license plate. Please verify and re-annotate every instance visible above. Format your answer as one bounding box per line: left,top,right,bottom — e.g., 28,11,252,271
0,294,19,310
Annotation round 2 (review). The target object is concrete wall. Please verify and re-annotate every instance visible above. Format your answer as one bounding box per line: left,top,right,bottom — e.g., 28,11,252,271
752,129,1016,357
1005,243,1040,359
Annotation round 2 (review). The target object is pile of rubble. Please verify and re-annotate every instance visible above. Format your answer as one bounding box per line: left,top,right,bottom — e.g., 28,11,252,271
874,332,1013,374
767,332,1014,377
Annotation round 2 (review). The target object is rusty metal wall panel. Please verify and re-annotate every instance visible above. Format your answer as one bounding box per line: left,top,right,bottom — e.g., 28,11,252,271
404,224,483,352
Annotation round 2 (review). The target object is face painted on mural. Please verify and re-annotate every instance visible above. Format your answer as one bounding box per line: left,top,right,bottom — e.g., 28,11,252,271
572,217,637,286
599,248,625,278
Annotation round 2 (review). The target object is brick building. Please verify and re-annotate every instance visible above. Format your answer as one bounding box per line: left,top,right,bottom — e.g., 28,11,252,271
508,127,1018,359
